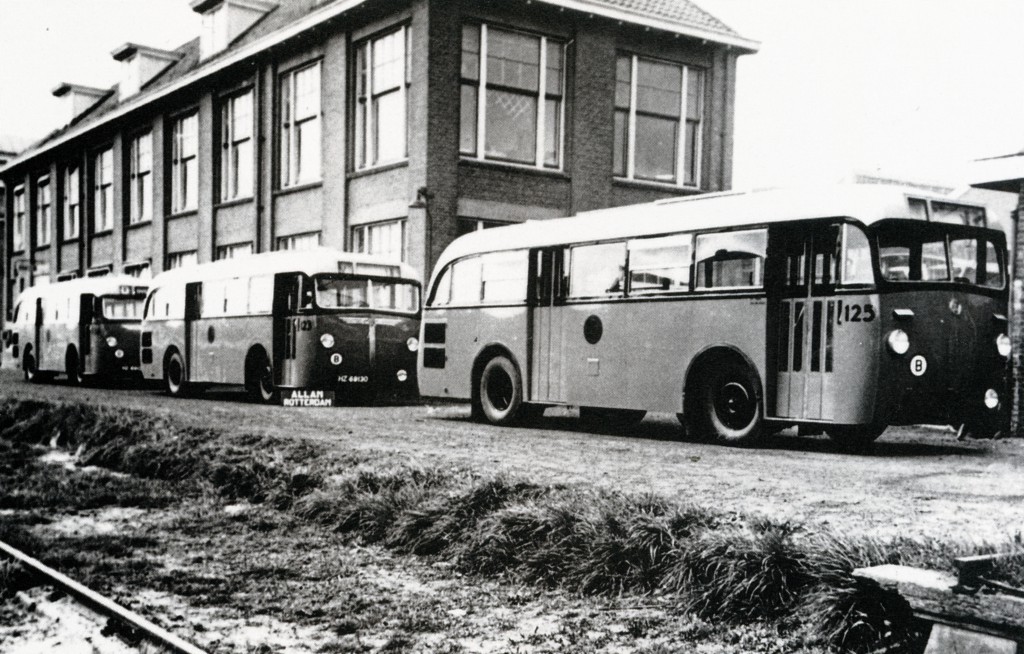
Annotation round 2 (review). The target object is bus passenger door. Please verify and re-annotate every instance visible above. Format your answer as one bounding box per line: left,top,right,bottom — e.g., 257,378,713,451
272,273,302,387
34,298,44,369
184,282,202,380
529,248,566,404
769,224,840,421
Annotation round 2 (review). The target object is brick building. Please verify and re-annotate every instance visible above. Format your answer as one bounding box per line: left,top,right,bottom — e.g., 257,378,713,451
0,0,757,317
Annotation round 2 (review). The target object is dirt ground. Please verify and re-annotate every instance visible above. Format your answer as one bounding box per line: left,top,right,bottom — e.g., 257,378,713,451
1,369,1022,544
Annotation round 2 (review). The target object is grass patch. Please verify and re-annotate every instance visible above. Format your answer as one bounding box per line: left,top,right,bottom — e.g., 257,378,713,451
0,398,1015,653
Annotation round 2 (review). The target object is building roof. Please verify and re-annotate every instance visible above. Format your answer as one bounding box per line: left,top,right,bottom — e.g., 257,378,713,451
969,149,1024,194
0,0,756,175
429,183,992,282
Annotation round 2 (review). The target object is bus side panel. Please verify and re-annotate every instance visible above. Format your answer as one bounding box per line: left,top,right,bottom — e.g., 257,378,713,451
211,315,273,385
561,298,768,413
418,306,528,400
142,320,186,381
42,323,77,374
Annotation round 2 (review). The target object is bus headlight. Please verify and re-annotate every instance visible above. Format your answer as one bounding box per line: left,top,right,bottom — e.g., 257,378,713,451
996,334,1011,358
406,337,419,352
114,349,125,359
106,336,118,348
985,388,1000,409
320,333,335,349
886,329,910,355
397,369,408,382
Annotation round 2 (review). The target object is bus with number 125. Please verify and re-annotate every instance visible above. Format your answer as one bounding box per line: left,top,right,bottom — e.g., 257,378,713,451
417,185,1009,446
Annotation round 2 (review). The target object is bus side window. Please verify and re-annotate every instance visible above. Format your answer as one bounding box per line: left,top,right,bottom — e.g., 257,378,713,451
451,257,483,305
144,290,156,319
982,239,1004,288
480,251,528,303
841,225,873,285
225,277,247,315
694,229,767,289
627,234,691,294
12,302,20,324
569,242,626,299
249,275,274,314
428,265,453,307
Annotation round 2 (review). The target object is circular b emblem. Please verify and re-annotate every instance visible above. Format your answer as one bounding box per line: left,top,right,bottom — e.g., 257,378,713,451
910,355,927,377
330,353,343,366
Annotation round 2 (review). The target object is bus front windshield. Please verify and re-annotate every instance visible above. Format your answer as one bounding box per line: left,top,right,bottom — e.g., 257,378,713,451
875,223,1004,288
101,295,145,320
314,275,420,313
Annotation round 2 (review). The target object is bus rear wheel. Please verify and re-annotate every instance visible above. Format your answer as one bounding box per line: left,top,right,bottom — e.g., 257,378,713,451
826,424,885,450
246,351,277,404
476,355,523,425
66,349,87,386
164,351,190,398
692,358,762,445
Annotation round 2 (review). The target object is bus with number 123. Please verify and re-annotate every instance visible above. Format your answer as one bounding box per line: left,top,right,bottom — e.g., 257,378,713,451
417,185,1009,446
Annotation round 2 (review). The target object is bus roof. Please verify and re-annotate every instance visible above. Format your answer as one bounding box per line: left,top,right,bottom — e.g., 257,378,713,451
432,184,991,274
147,247,419,288
13,275,147,306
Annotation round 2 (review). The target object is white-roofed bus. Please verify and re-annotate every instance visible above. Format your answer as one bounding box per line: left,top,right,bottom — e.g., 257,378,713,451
417,184,1010,447
2,276,148,384
140,248,421,402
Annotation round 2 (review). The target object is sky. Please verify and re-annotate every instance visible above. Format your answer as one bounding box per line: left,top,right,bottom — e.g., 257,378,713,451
0,0,1022,190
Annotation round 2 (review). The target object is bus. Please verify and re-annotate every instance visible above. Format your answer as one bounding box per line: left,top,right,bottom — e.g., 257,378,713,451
140,248,421,402
417,185,1010,446
2,276,148,385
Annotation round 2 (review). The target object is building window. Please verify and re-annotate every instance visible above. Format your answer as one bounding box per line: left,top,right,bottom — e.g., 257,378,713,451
12,185,25,251
280,62,322,187
456,217,511,237
57,272,79,282
86,265,112,278
221,90,254,201
64,166,80,240
216,242,254,260
32,261,51,287
355,26,410,170
129,132,152,224
352,219,406,262
124,261,151,279
94,148,114,232
35,177,51,247
166,250,198,270
276,232,320,252
171,112,199,213
614,54,704,186
460,24,565,169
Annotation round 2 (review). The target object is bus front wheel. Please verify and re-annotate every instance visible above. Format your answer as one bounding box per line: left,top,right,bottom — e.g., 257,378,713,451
476,355,523,425
691,359,762,445
246,350,277,404
164,351,190,398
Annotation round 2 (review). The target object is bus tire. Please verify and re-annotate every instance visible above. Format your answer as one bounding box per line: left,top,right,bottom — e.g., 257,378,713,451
692,358,762,445
66,348,87,386
245,349,277,404
477,355,523,425
23,350,38,383
164,350,190,398
826,423,885,450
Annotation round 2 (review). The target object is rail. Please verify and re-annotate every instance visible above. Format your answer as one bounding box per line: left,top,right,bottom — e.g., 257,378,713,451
0,538,207,654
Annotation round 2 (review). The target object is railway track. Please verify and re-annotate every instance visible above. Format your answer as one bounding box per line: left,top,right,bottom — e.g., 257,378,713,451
0,538,206,654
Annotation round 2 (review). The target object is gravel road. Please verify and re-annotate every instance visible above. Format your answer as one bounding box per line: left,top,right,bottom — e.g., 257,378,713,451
4,368,1024,543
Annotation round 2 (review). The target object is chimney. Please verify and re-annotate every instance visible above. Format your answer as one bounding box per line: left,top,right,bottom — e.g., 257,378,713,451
111,43,181,101
51,83,109,125
192,0,277,60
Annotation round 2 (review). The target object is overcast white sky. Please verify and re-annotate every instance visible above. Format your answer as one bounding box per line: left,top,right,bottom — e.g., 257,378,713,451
1,0,1022,189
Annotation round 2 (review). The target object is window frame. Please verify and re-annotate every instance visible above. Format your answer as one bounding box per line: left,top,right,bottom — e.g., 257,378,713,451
93,147,114,233
693,228,768,291
166,250,198,271
11,185,25,252
129,131,153,224
216,241,254,260
35,176,52,247
220,89,255,202
279,60,323,188
276,232,321,252
170,112,199,214
614,53,704,188
63,166,81,240
351,219,407,262
459,22,566,171
354,25,411,171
